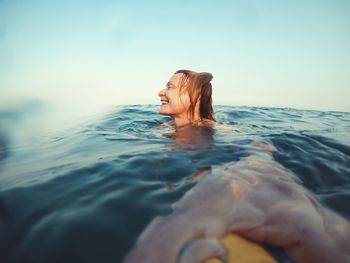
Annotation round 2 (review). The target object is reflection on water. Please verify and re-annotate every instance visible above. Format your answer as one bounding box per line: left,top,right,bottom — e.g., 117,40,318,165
0,104,349,263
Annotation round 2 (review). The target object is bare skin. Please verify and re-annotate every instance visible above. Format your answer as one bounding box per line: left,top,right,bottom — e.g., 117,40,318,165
158,73,215,128
124,155,350,263
142,73,350,262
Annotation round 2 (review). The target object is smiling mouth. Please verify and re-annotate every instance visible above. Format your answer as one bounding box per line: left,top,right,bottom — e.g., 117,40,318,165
161,100,169,105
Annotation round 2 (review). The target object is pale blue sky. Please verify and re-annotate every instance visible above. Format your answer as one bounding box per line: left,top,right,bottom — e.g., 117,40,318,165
1,0,349,113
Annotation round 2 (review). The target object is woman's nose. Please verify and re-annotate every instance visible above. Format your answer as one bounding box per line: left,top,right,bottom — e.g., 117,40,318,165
158,88,166,97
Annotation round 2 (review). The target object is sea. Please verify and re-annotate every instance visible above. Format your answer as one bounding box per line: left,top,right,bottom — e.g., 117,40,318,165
0,104,349,263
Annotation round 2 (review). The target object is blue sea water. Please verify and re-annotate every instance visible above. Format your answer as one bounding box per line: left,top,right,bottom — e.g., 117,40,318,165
0,104,350,262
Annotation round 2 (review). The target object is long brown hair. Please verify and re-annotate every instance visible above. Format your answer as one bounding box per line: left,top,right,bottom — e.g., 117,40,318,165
174,69,216,122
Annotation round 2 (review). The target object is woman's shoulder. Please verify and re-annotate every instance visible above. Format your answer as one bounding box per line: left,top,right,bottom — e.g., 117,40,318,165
200,118,216,127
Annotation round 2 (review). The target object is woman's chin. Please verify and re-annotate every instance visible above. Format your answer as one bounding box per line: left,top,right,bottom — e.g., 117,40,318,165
159,105,171,115
159,110,170,116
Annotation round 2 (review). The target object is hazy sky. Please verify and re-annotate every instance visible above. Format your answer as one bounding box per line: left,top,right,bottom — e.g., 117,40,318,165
1,0,349,113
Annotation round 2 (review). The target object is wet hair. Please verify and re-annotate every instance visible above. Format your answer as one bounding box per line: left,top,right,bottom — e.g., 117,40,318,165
174,69,216,122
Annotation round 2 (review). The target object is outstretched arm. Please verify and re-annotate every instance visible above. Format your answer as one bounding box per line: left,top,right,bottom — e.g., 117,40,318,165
125,156,350,263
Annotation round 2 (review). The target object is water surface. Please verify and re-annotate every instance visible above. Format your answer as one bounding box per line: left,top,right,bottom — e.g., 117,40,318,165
0,105,349,262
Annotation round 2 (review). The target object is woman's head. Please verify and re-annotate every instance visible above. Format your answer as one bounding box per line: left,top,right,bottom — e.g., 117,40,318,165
158,69,215,123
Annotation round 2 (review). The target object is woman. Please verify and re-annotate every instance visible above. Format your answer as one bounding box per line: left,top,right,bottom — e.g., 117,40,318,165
124,70,350,262
158,69,216,128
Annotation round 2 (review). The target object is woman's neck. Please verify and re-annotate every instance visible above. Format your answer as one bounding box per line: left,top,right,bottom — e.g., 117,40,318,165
172,113,201,128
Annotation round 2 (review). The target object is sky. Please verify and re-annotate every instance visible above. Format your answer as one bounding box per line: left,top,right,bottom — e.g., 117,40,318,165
1,0,350,114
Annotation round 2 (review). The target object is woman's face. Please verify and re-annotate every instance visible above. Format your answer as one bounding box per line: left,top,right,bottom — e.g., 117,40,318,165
158,73,190,116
